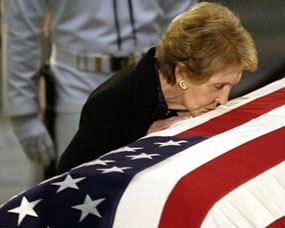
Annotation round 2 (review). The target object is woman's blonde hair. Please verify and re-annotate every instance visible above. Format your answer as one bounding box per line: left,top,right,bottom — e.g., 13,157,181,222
155,2,258,84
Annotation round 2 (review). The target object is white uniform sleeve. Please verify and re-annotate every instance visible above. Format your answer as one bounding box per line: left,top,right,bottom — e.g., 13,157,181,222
1,0,46,116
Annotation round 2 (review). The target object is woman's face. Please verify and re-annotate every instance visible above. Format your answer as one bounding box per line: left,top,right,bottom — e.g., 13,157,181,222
178,65,243,117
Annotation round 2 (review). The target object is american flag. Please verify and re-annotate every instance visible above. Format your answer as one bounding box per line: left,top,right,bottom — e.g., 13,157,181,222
0,78,284,228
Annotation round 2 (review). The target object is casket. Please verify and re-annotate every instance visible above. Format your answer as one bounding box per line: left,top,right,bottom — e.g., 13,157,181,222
0,78,284,228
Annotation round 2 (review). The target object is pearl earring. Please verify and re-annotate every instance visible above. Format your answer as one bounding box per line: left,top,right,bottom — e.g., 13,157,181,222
178,80,187,90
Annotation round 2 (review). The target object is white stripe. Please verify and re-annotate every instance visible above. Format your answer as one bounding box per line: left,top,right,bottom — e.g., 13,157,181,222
146,78,285,137
113,105,285,228
201,162,285,228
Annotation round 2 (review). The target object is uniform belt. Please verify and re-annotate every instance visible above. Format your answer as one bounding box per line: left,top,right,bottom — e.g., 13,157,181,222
51,44,146,74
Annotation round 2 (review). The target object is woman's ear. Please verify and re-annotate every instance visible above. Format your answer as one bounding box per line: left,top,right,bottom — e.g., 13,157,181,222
175,62,189,81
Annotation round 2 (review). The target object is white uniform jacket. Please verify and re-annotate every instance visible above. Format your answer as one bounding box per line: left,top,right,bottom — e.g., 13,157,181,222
1,0,197,114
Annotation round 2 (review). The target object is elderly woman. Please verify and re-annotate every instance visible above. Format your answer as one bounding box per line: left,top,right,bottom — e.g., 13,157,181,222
57,2,257,173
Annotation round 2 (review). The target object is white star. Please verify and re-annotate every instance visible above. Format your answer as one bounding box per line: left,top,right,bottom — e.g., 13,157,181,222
8,197,42,226
72,195,105,222
154,140,188,147
97,166,131,174
107,146,143,155
126,153,160,160
52,174,86,193
72,159,115,170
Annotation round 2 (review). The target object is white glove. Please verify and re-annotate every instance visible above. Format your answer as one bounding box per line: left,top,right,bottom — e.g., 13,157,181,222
11,115,55,166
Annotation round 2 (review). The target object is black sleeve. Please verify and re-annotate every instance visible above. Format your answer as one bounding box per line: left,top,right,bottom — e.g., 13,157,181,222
57,96,131,174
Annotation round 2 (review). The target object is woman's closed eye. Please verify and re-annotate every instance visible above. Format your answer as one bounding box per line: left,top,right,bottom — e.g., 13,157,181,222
214,83,225,89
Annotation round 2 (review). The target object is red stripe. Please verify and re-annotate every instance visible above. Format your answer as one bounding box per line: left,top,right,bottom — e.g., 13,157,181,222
158,127,285,228
266,216,285,228
177,88,285,137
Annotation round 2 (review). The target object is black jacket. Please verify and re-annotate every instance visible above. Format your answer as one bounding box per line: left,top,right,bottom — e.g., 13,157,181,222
57,48,172,173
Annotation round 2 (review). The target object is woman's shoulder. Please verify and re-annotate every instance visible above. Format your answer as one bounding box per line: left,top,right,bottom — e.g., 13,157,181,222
83,50,158,112
85,64,138,109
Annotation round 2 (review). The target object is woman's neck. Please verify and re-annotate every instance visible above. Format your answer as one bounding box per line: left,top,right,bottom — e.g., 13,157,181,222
158,71,187,111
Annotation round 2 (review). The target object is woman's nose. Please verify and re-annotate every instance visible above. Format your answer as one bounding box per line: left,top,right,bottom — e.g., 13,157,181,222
216,89,230,105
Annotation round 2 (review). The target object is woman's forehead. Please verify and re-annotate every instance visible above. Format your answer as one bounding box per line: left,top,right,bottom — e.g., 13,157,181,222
208,66,243,84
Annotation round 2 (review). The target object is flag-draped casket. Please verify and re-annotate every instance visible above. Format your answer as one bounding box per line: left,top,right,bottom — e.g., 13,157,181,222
0,78,284,228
